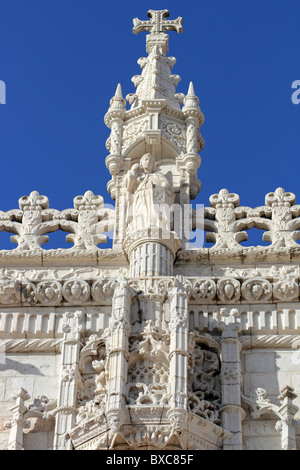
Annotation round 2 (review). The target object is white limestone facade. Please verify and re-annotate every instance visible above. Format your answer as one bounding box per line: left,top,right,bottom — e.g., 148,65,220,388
0,9,300,451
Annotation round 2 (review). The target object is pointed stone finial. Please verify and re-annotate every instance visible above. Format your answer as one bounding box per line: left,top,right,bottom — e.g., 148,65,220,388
187,81,196,96
182,82,201,113
107,83,126,113
115,83,123,99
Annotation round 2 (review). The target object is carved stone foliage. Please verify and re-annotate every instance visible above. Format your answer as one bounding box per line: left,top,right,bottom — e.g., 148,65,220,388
191,187,300,252
0,191,60,251
241,278,272,302
0,276,21,304
0,273,119,306
1,270,300,307
36,281,63,305
76,335,109,426
250,187,300,248
187,278,216,303
217,277,241,303
161,119,186,153
62,279,90,304
121,118,148,154
203,189,253,250
188,335,221,425
0,190,114,252
91,278,116,304
126,321,170,407
60,191,114,250
273,267,299,301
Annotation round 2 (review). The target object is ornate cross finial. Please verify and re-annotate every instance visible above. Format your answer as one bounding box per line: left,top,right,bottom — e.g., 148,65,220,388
133,9,183,35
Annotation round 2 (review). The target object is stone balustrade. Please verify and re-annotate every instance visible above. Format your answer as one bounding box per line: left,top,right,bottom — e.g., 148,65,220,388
0,187,299,253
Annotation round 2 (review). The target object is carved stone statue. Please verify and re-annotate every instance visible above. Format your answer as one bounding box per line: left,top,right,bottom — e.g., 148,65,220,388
125,153,173,234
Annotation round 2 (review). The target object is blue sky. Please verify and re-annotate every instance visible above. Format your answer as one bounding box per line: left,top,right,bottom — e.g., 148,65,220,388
1,0,300,249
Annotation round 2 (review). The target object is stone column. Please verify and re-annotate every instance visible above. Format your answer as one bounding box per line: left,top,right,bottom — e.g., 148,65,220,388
5,388,30,450
129,240,174,277
218,307,244,450
53,311,84,450
104,83,126,178
182,82,203,175
167,276,189,435
277,386,299,450
111,178,127,249
106,278,134,439
124,231,181,278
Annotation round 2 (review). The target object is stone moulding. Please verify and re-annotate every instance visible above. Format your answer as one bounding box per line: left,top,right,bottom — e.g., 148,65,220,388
0,248,127,268
0,273,299,307
0,245,299,268
240,334,300,349
2,338,63,353
177,246,300,263
69,405,230,451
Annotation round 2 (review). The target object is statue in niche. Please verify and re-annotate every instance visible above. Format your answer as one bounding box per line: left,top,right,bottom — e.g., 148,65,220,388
124,153,173,234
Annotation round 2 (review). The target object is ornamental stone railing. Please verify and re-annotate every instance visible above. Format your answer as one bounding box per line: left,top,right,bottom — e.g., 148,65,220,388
0,187,299,253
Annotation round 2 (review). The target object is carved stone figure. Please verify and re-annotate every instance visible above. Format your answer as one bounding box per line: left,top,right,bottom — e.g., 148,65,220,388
125,153,173,235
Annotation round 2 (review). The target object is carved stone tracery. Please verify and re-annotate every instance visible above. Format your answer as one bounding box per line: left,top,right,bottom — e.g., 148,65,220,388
188,335,221,424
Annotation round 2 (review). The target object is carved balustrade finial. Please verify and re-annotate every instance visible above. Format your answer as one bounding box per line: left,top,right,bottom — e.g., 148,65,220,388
250,187,300,248
202,188,252,250
209,189,240,209
73,191,104,211
18,191,49,211
265,187,296,207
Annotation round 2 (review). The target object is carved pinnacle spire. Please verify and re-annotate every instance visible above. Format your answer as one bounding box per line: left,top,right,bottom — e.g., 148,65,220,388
187,81,196,96
114,83,123,99
105,83,126,116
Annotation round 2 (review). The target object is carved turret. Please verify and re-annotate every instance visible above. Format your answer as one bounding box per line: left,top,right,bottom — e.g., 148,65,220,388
104,9,205,258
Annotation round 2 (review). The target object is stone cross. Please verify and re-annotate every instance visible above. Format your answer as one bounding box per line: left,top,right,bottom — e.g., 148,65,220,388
133,9,183,35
